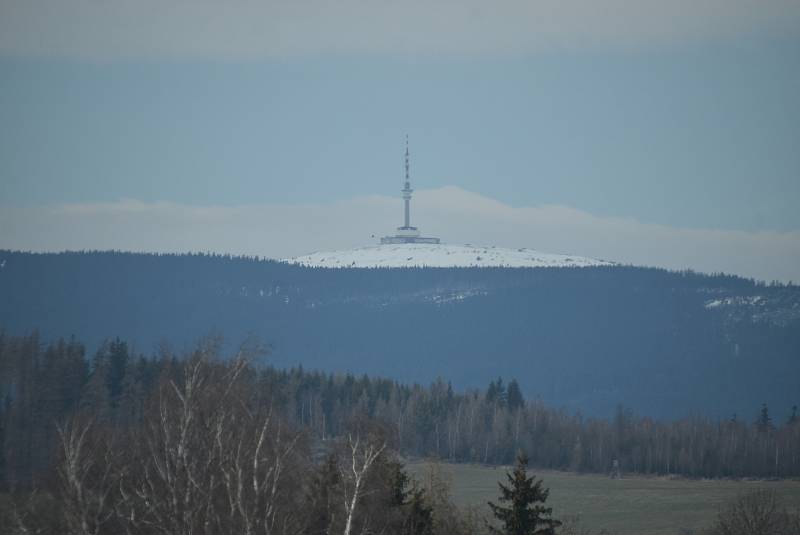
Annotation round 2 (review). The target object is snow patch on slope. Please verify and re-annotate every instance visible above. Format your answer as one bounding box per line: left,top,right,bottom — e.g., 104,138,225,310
283,243,614,269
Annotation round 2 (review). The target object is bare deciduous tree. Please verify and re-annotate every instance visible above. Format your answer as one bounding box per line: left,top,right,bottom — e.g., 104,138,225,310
56,418,114,535
340,433,386,535
707,490,800,535
53,341,306,535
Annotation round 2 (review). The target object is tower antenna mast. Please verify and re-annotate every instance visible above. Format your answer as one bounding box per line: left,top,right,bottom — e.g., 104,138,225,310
403,135,412,229
380,136,441,244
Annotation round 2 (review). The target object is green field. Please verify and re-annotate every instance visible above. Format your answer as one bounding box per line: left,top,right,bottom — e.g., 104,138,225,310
406,461,800,534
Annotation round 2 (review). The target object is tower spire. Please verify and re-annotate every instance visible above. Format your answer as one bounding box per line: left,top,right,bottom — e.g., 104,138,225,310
402,135,413,229
380,136,440,245
405,134,410,186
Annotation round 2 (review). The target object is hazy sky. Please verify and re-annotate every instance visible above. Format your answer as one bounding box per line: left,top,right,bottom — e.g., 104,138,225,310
1,1,799,281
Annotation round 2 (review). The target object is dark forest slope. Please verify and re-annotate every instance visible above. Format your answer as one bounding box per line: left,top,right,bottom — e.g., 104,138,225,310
1,250,798,419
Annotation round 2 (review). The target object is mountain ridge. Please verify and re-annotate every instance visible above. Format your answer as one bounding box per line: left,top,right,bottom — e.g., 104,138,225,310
1,249,798,419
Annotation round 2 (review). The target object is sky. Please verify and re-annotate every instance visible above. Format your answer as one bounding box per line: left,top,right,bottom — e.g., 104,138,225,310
1,0,799,282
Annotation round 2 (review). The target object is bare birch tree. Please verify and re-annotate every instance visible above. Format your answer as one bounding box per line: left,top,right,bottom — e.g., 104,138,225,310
49,340,305,535
340,433,386,535
56,417,114,535
113,350,304,535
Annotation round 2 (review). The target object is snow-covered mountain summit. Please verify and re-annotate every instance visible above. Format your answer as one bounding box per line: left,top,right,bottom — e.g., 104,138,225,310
283,243,614,269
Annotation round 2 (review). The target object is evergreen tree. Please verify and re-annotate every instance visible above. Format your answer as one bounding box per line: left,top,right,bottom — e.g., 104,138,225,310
487,377,507,408
81,348,111,419
306,453,342,534
0,405,6,490
106,338,129,407
388,459,410,506
788,405,798,425
60,337,89,411
403,487,434,535
757,403,773,432
385,459,434,535
119,356,145,424
507,380,525,411
488,452,561,535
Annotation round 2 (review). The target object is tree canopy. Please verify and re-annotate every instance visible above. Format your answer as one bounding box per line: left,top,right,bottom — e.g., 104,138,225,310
488,452,561,535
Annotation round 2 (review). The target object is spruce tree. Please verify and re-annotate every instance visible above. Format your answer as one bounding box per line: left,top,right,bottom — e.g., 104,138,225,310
106,338,129,408
388,460,434,535
388,459,410,506
306,453,342,534
488,452,561,535
0,406,6,490
507,379,525,411
403,487,434,535
757,403,773,432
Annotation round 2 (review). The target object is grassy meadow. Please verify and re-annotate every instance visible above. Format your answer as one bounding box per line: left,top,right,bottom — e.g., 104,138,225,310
406,461,800,534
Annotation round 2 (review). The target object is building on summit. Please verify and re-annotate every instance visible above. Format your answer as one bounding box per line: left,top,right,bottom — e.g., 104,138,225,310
380,137,441,245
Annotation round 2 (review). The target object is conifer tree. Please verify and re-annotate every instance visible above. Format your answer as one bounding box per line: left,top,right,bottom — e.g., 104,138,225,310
0,406,6,490
106,338,129,408
81,348,111,419
387,460,434,535
487,377,508,408
488,452,561,535
389,459,410,506
758,403,773,432
306,453,342,534
507,380,525,411
403,487,434,535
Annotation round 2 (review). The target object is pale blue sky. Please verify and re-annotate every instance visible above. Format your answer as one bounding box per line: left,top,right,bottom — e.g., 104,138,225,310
0,0,799,243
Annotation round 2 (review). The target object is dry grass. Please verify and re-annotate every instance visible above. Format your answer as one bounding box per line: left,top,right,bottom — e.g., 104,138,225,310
406,461,800,535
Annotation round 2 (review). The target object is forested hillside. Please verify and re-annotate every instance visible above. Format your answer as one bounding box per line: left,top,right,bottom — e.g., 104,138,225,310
1,250,798,419
2,331,799,495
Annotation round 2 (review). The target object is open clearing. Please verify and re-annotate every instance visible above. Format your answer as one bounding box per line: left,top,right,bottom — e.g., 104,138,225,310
406,461,800,534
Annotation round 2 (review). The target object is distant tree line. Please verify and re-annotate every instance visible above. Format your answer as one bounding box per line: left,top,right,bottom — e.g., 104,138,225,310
272,367,800,479
2,330,799,493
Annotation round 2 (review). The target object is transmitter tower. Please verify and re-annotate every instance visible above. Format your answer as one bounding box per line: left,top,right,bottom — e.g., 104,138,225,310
381,137,441,245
